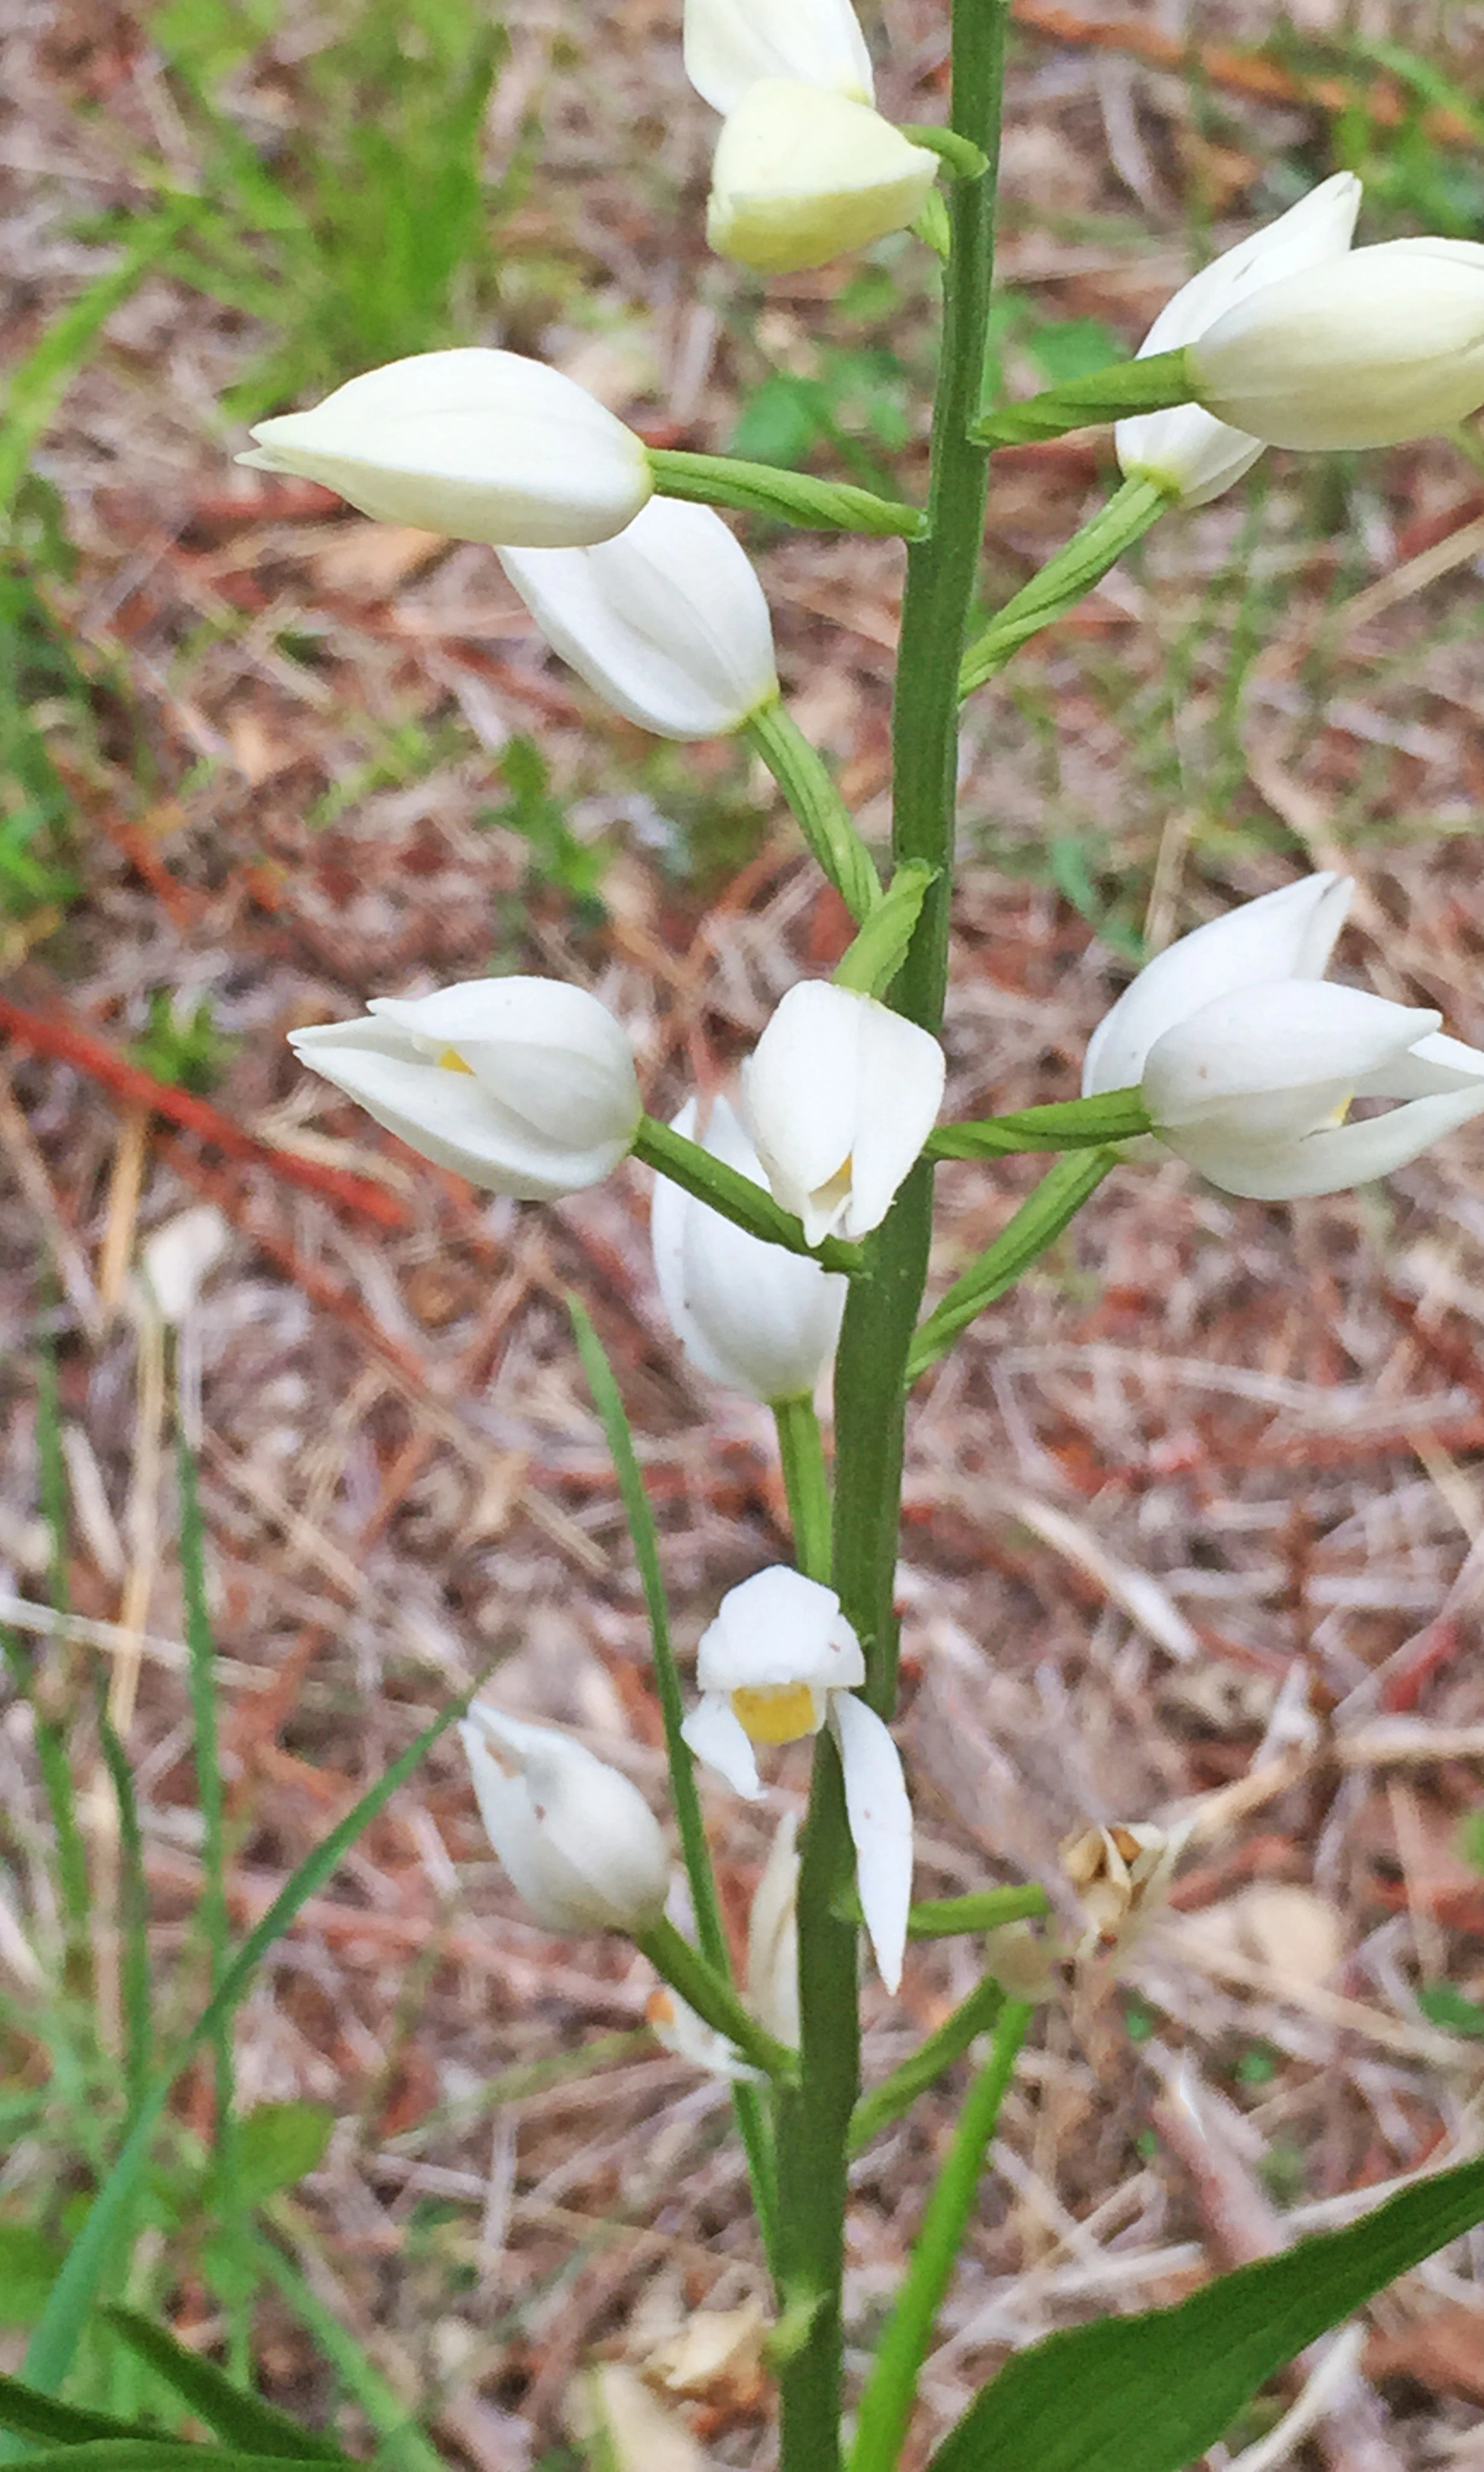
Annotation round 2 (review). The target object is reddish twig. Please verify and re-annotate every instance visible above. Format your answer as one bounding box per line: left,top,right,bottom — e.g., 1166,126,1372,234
0,991,410,1232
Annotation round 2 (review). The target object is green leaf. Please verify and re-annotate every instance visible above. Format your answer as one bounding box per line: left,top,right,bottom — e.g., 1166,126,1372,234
0,2230,63,2330
103,2313,347,2464
927,2157,1484,2472
0,2373,164,2450
231,2103,335,2205
1417,1984,1484,2038
0,2450,330,2471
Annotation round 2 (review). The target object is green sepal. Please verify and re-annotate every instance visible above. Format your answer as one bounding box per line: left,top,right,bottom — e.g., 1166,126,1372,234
906,1149,1117,1379
974,347,1193,448
958,478,1169,697
911,191,952,260
927,1086,1150,1157
648,447,926,539
833,862,938,997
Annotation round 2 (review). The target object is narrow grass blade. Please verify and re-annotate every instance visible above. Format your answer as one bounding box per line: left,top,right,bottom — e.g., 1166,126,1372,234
0,2376,170,2451
249,2235,446,2472
92,1702,152,2116
11,1687,473,2419
104,2313,347,2464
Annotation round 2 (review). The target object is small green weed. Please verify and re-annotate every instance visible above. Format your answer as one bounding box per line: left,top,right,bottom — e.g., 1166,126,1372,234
483,734,610,928
130,990,236,1095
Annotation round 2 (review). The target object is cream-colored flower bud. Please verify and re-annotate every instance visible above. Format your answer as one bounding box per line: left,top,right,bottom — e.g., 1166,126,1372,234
707,81,938,277
742,980,945,1245
498,499,777,740
461,1706,670,1935
240,349,653,548
1189,237,1484,451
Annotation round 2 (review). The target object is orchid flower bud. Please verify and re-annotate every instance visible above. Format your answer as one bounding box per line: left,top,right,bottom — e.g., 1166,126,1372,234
745,1810,801,2048
682,1566,911,1991
240,350,653,548
460,1705,670,1935
1188,237,1484,451
684,0,874,115
497,500,777,741
707,82,939,277
741,981,945,1245
290,978,642,1199
1083,872,1484,1199
1117,173,1360,508
651,1097,846,1403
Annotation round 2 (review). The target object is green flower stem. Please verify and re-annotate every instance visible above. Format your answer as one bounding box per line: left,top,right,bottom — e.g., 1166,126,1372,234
905,1149,1118,1383
958,476,1169,697
745,702,883,925
848,2002,1033,2472
648,448,926,540
773,1733,861,2472
773,14,1012,2472
631,1117,864,1274
848,1973,1006,2154
773,1396,833,1585
833,1881,1051,1938
638,1918,798,2082
927,1086,1150,1157
971,346,1193,446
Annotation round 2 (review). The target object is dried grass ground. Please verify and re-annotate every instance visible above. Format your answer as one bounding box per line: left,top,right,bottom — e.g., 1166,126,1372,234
3,0,1484,2464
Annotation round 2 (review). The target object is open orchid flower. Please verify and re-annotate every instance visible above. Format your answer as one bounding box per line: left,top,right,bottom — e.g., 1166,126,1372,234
1083,872,1484,1200
682,1567,911,1991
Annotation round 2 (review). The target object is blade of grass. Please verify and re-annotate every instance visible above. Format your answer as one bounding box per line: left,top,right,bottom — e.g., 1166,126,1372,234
7,1684,475,2429
0,202,193,529
568,1297,777,2268
33,1342,92,1999
104,2310,348,2464
92,1698,152,2119
176,1426,246,2379
249,2233,446,2472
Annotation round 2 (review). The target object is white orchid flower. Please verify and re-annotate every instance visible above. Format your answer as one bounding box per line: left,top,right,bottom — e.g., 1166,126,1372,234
240,349,653,548
706,82,939,278
1117,172,1361,508
651,1096,846,1403
1084,872,1484,1199
681,1567,911,1992
741,982,946,1245
290,976,642,1199
1190,236,1484,453
497,498,777,740
460,1705,670,1935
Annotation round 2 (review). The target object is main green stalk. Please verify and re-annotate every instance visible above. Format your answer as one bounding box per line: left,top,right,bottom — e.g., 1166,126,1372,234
773,10,1009,2467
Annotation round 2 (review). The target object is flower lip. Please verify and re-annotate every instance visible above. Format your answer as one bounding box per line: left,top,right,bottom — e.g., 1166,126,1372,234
706,80,939,278
695,1566,866,1695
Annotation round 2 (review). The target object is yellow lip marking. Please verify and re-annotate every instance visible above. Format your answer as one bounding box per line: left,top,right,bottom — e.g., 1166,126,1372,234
438,1047,474,1074
731,1682,820,1745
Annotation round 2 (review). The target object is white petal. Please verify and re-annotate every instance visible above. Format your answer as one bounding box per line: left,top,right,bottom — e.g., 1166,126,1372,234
684,0,874,115
497,499,777,741
1192,238,1484,451
742,982,864,1233
843,1000,945,1238
746,1809,800,2047
696,1566,864,1693
682,1694,764,1798
651,1097,846,1401
1144,981,1442,1132
1351,1027,1484,1100
831,1693,911,1994
370,977,641,1151
245,349,652,548
1172,1085,1484,1200
460,1707,670,1933
290,1040,622,1197
1083,874,1352,1095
